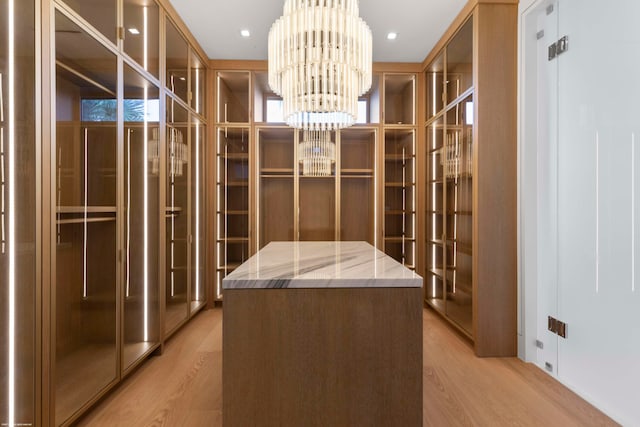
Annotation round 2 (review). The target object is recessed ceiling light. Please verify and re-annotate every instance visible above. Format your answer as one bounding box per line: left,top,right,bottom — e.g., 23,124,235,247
128,28,140,35
387,32,398,40
240,29,251,38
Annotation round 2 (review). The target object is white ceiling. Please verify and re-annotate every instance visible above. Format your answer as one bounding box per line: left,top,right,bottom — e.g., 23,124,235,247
167,0,468,62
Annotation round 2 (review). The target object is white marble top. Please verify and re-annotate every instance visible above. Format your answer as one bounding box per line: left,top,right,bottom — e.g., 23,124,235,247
222,241,422,289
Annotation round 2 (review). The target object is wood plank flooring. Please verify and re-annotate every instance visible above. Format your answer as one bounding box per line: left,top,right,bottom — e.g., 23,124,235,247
76,307,618,426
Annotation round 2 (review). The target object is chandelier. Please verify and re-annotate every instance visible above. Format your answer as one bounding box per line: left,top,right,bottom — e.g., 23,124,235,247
268,0,372,175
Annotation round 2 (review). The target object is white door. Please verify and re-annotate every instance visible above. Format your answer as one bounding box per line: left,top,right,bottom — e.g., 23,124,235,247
555,0,640,424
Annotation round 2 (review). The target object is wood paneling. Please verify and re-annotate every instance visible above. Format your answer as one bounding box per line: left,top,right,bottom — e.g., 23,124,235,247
472,2,518,357
223,288,423,427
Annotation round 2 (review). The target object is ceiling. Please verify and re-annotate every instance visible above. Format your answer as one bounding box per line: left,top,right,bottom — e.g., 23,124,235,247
167,0,468,63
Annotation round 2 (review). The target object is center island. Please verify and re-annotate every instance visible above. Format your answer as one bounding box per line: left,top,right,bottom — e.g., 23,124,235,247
222,241,423,427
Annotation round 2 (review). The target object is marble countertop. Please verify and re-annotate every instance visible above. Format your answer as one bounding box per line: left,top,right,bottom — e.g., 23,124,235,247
222,241,422,289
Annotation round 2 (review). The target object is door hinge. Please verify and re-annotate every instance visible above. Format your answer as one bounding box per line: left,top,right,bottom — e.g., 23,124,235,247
118,26,125,40
548,36,569,60
548,315,567,338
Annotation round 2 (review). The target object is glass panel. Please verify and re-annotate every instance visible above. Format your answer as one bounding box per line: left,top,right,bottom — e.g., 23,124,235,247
299,178,335,241
254,71,281,124
340,128,375,244
258,128,294,249
59,0,117,44
0,0,36,424
191,51,206,115
554,1,640,422
218,71,250,123
165,96,189,333
165,18,188,103
123,64,160,370
446,18,473,104
444,95,473,334
384,129,416,269
216,127,250,298
299,130,336,241
359,75,381,124
426,116,445,311
191,116,205,312
123,0,160,78
384,74,415,125
426,53,445,119
54,11,118,425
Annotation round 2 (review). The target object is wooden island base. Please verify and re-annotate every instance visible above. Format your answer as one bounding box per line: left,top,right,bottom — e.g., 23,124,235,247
223,287,423,427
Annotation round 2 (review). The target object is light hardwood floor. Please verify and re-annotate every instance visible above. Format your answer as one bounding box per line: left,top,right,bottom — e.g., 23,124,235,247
77,307,617,426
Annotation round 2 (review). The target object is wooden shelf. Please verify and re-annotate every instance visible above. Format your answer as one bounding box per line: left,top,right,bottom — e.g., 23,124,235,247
221,210,249,215
385,210,416,215
385,182,414,188
341,168,374,174
217,237,249,243
385,155,414,161
57,217,116,225
299,175,335,179
261,168,293,174
218,263,241,270
384,236,415,242
57,206,116,214
220,153,249,160
225,181,249,187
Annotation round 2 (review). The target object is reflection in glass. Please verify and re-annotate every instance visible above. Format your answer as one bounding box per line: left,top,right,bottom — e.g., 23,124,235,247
165,18,189,103
59,0,117,44
124,0,160,77
191,116,205,312
54,11,118,425
123,64,160,370
166,96,189,333
1,0,36,424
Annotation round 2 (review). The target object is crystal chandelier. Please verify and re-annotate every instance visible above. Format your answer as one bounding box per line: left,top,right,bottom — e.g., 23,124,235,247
268,0,372,175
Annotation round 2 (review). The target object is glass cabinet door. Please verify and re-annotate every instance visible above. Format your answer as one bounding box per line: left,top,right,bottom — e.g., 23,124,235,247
165,18,189,104
54,10,118,425
0,0,37,424
123,0,160,78
165,96,189,333
426,53,445,120
191,51,206,116
426,115,445,311
340,128,376,244
446,18,473,104
298,130,337,241
59,0,118,44
123,64,160,370
216,127,250,298
258,127,295,249
444,95,473,334
190,116,205,312
384,129,416,269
